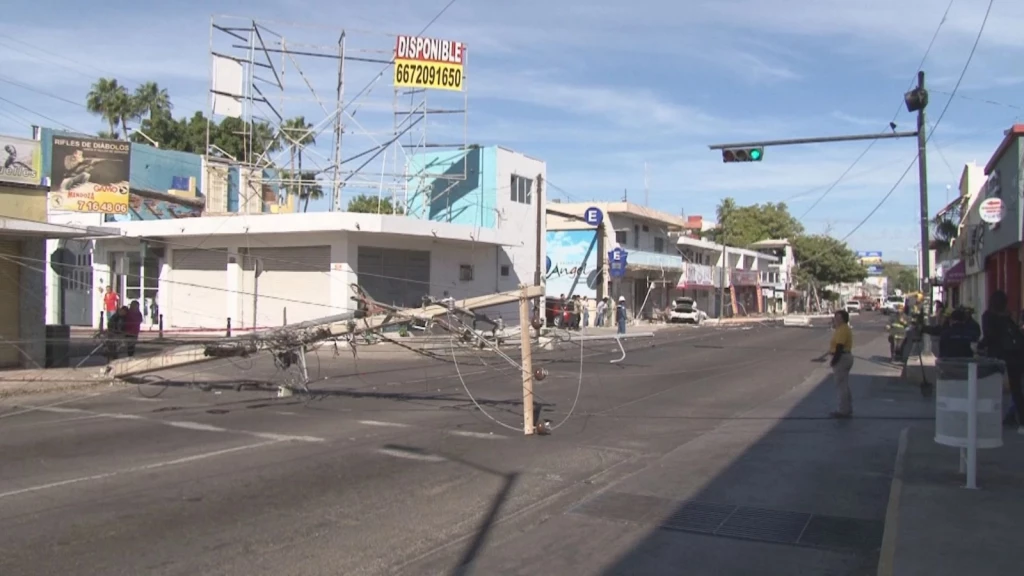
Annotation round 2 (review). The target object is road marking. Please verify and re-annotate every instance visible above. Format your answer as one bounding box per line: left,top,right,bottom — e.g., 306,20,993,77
377,447,446,462
127,396,162,402
168,421,225,433
0,441,281,500
448,430,504,439
19,406,325,443
358,420,410,428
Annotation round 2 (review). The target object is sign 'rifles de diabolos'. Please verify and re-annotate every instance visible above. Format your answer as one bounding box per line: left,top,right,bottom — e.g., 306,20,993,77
48,136,132,215
393,35,466,92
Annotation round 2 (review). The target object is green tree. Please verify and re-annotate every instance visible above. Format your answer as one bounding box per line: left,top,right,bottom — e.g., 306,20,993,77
347,194,404,214
709,197,805,247
280,117,317,211
279,170,324,212
86,77,132,138
132,81,172,119
791,234,866,286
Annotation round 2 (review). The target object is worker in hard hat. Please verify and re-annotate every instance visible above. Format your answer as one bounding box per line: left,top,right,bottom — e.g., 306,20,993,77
886,313,908,362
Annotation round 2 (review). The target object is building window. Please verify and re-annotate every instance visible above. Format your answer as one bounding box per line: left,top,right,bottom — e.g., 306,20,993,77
633,225,640,248
615,231,628,245
500,265,510,277
510,175,533,204
654,237,664,253
642,225,649,232
459,264,474,282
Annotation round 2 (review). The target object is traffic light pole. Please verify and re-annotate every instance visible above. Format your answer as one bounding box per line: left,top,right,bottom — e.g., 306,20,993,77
709,72,934,296
708,130,918,150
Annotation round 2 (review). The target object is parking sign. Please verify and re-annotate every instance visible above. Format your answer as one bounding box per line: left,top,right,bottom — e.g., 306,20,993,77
583,206,603,227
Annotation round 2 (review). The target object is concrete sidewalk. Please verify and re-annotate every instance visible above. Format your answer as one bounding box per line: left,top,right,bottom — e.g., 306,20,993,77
880,424,1024,576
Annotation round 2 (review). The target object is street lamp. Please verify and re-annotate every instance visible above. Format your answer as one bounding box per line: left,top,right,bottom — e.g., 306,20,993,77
908,245,922,292
127,127,159,148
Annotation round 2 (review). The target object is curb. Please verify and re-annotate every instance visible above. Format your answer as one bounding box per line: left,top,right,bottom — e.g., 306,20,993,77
877,426,910,576
0,378,125,400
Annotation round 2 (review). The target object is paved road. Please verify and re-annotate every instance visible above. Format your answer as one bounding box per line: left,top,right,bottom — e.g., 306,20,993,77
0,315,915,575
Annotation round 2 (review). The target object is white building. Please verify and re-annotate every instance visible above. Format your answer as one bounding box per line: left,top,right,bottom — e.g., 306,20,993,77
675,235,780,317
749,238,800,314
948,161,987,312
51,145,546,331
545,202,687,320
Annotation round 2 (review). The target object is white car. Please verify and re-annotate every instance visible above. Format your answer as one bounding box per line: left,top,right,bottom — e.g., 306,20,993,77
881,296,904,315
845,301,861,314
669,297,708,325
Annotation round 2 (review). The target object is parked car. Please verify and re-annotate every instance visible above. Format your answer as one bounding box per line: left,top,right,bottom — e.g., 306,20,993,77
669,297,708,325
845,300,862,314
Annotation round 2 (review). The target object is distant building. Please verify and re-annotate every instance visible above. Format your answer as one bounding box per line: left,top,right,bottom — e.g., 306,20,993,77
545,202,686,320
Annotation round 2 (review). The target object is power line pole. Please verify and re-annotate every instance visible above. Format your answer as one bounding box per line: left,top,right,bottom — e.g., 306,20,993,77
533,174,544,334
718,242,727,319
913,71,932,299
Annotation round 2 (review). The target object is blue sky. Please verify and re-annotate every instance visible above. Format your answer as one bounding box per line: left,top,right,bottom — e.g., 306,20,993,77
1,0,1022,265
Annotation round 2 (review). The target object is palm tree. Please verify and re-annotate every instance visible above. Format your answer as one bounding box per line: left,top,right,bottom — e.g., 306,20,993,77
86,78,129,138
133,82,172,119
280,117,318,211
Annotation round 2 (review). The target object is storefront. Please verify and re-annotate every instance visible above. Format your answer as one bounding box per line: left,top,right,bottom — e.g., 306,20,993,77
941,260,965,307
676,262,717,316
978,125,1023,314
730,269,763,316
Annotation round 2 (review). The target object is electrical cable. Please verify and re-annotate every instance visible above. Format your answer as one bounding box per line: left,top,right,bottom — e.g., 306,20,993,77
797,0,956,220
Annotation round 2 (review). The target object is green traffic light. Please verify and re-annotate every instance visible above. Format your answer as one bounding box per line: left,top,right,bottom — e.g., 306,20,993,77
749,148,762,161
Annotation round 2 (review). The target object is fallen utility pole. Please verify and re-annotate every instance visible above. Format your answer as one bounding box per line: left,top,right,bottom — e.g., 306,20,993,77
708,130,918,150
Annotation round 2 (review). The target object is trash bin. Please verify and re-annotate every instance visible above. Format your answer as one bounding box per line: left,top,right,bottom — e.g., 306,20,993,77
935,358,1005,449
45,324,71,368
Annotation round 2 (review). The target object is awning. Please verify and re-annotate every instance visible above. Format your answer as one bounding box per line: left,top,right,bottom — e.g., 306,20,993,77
0,217,120,239
943,260,965,285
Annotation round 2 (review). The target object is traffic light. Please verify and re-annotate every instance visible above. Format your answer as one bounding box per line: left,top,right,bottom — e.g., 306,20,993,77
722,147,764,163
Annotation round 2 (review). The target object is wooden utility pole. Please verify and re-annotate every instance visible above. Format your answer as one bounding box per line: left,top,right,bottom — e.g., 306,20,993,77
533,174,544,336
518,285,535,435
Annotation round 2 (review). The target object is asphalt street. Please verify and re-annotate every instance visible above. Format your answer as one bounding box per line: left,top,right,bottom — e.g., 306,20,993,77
0,315,918,575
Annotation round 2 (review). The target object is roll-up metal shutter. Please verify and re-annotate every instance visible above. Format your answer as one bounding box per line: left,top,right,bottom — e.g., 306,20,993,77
247,246,331,326
169,248,227,329
357,247,431,309
0,240,22,367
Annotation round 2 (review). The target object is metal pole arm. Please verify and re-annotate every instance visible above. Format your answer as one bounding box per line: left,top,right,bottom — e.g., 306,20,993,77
708,131,919,150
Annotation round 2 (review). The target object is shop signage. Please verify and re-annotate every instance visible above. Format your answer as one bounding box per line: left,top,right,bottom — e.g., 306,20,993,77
978,197,1004,224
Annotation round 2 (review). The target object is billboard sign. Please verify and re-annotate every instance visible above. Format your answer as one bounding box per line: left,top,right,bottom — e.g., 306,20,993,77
393,35,465,92
0,136,42,186
857,250,883,264
545,230,599,298
49,136,131,215
867,265,884,276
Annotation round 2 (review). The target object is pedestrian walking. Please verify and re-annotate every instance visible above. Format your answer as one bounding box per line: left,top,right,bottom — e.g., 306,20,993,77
616,295,627,334
581,296,590,328
827,309,854,418
595,297,607,327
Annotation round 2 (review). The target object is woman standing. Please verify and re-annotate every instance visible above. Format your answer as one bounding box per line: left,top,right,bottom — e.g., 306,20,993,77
828,309,855,418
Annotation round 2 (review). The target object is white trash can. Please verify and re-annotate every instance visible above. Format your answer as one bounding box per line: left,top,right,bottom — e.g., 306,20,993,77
935,358,1004,449
935,357,1005,489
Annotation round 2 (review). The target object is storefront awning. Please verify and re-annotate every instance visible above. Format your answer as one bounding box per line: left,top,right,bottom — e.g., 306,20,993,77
0,217,120,239
942,260,965,285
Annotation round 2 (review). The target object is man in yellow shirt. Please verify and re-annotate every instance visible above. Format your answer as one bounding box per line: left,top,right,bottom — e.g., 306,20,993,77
829,309,855,418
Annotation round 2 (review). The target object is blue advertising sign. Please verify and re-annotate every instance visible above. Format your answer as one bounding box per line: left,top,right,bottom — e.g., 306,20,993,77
608,247,628,279
867,265,884,276
583,206,604,227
